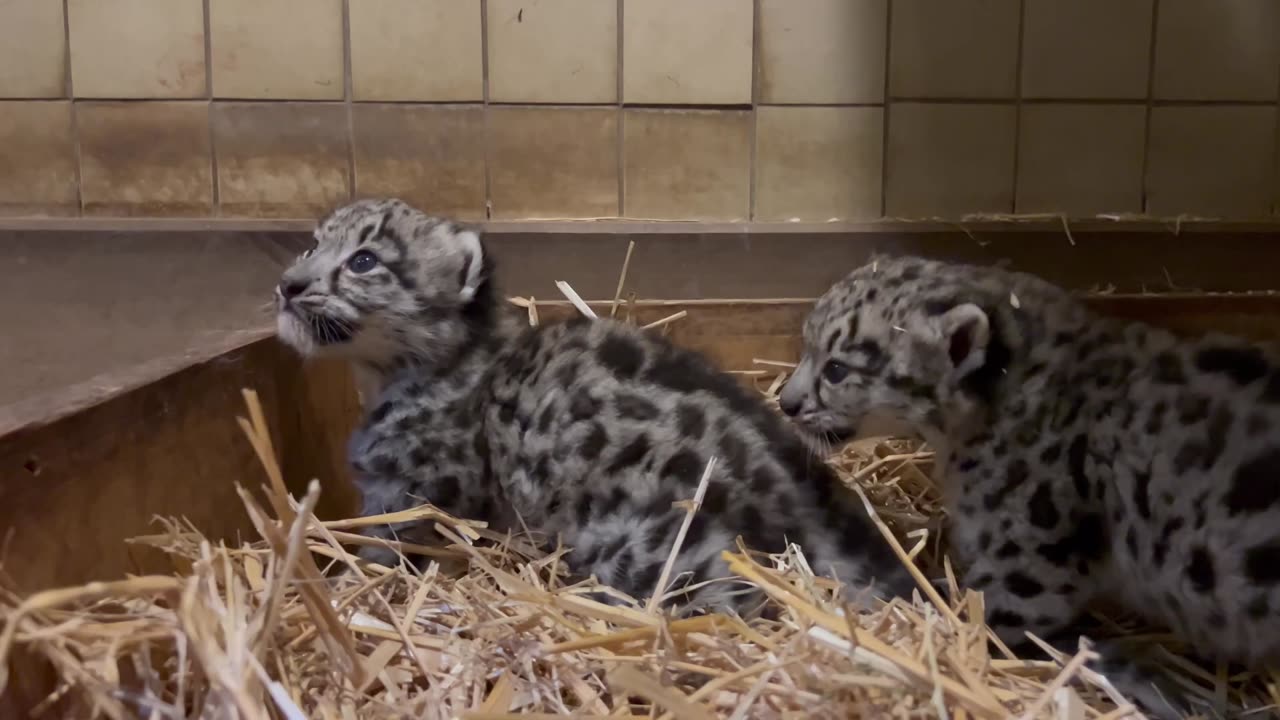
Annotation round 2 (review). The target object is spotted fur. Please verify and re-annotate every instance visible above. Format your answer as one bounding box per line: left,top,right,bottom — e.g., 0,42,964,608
275,198,910,615
781,254,1280,718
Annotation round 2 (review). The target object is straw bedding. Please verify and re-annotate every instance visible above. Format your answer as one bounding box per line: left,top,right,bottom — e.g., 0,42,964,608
0,308,1274,719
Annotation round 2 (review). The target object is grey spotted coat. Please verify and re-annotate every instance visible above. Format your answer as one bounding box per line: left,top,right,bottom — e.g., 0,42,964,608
274,198,911,615
780,254,1280,718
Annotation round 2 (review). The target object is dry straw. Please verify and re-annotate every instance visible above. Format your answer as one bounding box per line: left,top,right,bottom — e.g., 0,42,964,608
1,305,1273,718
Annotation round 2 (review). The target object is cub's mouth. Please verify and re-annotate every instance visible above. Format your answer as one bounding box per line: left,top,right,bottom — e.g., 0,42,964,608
790,425,857,457
811,426,856,447
277,306,356,351
784,416,856,449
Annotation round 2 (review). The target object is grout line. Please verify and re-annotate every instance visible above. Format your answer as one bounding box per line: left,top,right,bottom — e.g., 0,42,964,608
341,0,356,203
885,96,1275,107
1014,97,1144,106
203,0,218,215
753,101,889,109
19,96,1226,108
1009,0,1026,214
481,0,493,220
1140,0,1161,214
11,216,1280,235
61,0,83,215
748,0,760,221
615,0,625,217
878,0,893,217
618,102,754,111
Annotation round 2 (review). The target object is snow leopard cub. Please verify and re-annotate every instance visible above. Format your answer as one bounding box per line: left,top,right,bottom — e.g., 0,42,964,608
781,253,1280,718
274,198,910,614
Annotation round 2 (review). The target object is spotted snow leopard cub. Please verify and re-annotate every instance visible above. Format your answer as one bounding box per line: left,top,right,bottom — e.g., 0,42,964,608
274,198,910,614
779,253,1280,717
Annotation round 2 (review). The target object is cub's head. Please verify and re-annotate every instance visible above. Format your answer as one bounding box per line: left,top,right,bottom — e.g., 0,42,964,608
778,255,1009,445
274,198,494,367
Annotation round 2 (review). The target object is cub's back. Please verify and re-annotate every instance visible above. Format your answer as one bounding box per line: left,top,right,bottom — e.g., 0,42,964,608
484,316,912,607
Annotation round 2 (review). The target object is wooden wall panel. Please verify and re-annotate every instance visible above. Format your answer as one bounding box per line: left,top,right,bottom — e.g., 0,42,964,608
0,338,359,594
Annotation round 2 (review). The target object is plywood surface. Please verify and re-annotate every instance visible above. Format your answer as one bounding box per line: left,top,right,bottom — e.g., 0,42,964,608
0,338,360,594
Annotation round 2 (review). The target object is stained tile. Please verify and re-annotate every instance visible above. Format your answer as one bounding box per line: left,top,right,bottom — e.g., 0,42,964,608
755,106,883,221
623,110,750,220
78,102,213,216
1016,105,1145,216
1154,0,1280,101
1146,106,1275,219
210,0,344,100
488,0,616,103
353,104,486,220
889,0,1020,98
68,0,206,98
759,0,886,104
350,0,482,101
212,102,350,217
623,0,752,104
885,103,1016,217
488,107,617,219
0,102,77,215
0,1,66,98
1022,0,1153,99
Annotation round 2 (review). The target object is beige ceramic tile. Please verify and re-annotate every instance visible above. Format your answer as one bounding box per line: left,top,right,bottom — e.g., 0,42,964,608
1155,0,1280,101
1016,105,1145,216
488,107,617,219
489,0,616,103
623,0,752,104
350,0,482,101
353,104,486,220
210,0,344,100
212,102,350,217
78,102,213,216
1146,106,1275,219
623,110,750,221
1022,0,1152,99
0,1,66,98
0,102,77,215
759,0,886,104
890,0,1020,98
885,103,1016,217
755,106,883,221
68,0,206,98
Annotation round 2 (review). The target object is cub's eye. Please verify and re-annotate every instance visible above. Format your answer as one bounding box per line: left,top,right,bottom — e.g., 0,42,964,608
347,250,379,274
821,360,851,383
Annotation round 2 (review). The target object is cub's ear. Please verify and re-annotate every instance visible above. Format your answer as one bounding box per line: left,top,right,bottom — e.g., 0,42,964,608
935,303,990,377
456,229,488,302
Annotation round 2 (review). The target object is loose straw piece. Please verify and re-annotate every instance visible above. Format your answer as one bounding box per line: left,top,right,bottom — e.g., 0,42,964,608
555,280,597,319
849,482,963,630
610,240,636,318
646,457,717,614
543,615,724,655
237,389,365,684
642,310,688,331
1014,641,1099,720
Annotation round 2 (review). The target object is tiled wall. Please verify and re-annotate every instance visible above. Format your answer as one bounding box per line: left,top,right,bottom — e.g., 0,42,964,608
2,0,1280,222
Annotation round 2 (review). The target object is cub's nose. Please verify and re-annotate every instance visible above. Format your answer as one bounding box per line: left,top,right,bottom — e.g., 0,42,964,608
778,395,801,417
279,279,309,299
